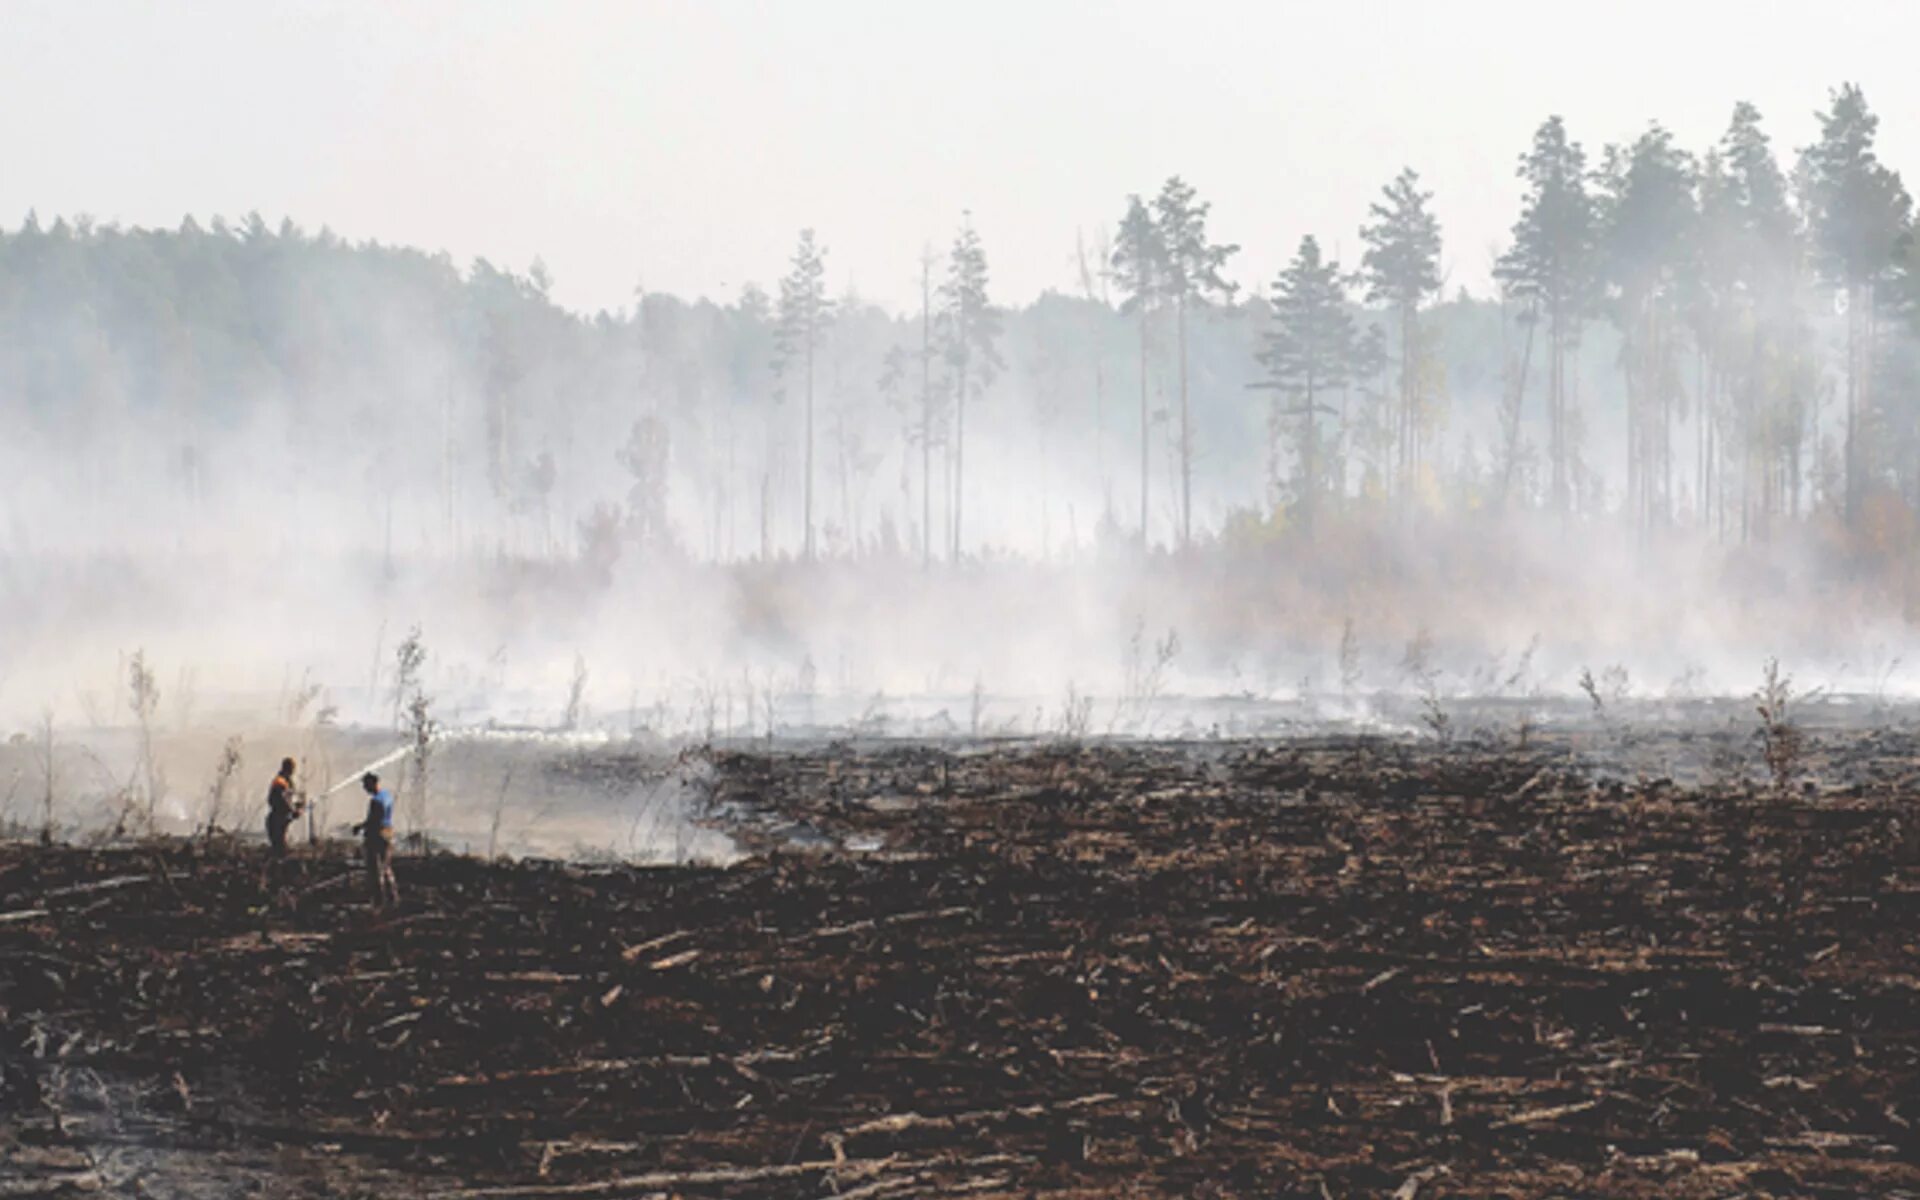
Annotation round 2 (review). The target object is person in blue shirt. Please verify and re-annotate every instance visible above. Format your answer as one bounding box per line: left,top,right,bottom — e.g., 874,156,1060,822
349,772,400,908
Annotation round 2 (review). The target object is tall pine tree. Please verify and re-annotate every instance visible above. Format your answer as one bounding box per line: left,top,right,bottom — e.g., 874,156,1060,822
1496,116,1596,513
1111,195,1165,543
1253,235,1356,532
938,215,1002,559
1153,177,1239,547
773,229,833,559
1708,102,1807,535
1803,83,1912,522
1596,124,1696,531
1359,167,1443,500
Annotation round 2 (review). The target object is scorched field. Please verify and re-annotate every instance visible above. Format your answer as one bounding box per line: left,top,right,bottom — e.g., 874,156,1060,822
2,731,1917,1198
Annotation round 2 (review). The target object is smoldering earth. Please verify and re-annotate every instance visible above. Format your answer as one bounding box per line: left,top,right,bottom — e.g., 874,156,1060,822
1,506,1916,735
1,503,1919,854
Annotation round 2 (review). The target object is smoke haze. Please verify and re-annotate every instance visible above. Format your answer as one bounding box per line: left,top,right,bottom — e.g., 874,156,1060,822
4,6,1920,830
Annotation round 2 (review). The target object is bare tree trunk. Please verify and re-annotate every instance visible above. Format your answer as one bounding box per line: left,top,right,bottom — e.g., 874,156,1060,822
1497,306,1537,508
1845,284,1860,525
39,710,54,844
1704,351,1720,529
725,406,736,560
1302,371,1317,535
920,254,934,568
1039,422,1052,560
1660,310,1673,527
1265,394,1281,514
442,374,454,551
920,396,932,567
1138,307,1150,544
1399,301,1416,501
803,340,815,561
1177,297,1191,547
952,358,967,560
759,470,770,560
1093,345,1108,514
1626,305,1641,533
1548,319,1562,513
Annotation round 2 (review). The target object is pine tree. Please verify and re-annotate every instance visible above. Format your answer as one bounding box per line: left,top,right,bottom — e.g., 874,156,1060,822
726,284,776,560
1496,116,1597,513
1359,168,1442,501
1110,195,1165,542
938,215,1001,559
1253,236,1356,532
773,229,833,559
1153,177,1239,546
1697,103,1807,537
1802,84,1912,522
1596,124,1696,531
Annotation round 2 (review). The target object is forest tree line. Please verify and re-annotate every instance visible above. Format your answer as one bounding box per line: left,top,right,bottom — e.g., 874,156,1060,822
2,84,1918,568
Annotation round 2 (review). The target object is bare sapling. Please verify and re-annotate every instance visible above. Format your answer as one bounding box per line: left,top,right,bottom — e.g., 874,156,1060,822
1578,664,1633,745
284,670,325,726
760,670,777,743
1057,681,1094,743
1754,658,1803,795
855,691,892,736
296,688,338,843
201,736,244,839
1512,712,1535,751
0,769,21,836
1400,628,1435,687
1870,651,1902,716
404,689,438,847
1504,635,1539,696
1577,666,1604,717
970,674,986,739
1419,682,1452,744
742,669,757,740
1338,618,1363,697
76,680,108,729
1601,664,1630,704
392,626,426,732
1111,620,1181,734
562,652,589,732
1667,663,1705,700
127,650,163,830
367,618,387,714
38,708,55,845
1402,630,1448,742
487,766,516,860
797,655,818,728
693,675,720,745
173,666,198,732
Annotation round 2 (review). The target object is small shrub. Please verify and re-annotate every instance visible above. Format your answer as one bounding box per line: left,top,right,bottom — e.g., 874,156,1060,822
1754,658,1802,795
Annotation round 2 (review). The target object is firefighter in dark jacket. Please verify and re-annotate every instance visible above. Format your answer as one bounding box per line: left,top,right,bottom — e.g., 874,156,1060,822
265,758,302,856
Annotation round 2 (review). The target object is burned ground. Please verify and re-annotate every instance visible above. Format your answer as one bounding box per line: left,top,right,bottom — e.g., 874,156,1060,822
2,734,1917,1197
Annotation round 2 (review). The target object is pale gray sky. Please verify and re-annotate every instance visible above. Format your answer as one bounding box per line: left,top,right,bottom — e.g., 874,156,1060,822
5,0,1917,314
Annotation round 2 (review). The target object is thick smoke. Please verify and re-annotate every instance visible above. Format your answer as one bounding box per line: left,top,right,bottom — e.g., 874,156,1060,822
4,87,1920,751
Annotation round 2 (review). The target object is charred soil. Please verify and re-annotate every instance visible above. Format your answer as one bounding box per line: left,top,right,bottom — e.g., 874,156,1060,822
3,735,1917,1197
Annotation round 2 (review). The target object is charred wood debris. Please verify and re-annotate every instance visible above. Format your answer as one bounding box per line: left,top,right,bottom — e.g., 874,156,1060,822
2,735,1917,1197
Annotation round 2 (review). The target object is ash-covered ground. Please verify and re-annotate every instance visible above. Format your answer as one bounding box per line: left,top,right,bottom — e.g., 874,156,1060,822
2,713,1918,1199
